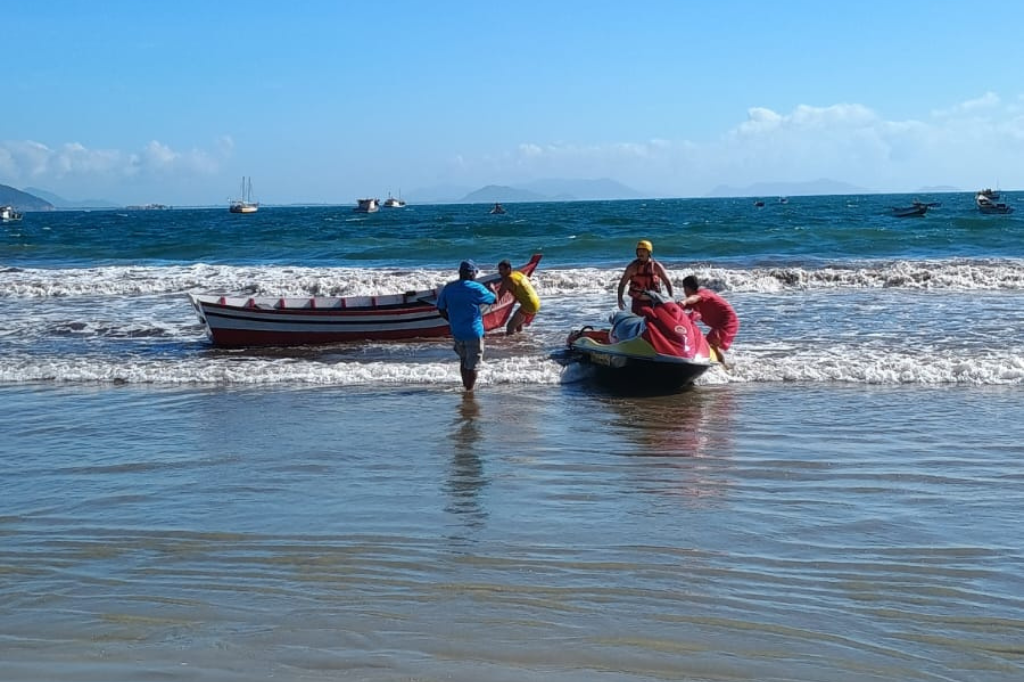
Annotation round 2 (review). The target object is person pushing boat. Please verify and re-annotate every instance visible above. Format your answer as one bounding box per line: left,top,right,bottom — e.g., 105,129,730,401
436,260,497,391
491,259,540,335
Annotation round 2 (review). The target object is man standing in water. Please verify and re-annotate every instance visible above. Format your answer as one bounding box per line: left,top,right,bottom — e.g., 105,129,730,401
492,259,541,335
617,239,674,314
437,260,497,391
678,275,739,366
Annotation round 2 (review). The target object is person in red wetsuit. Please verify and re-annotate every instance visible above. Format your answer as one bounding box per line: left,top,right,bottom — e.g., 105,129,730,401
617,239,674,314
678,275,739,365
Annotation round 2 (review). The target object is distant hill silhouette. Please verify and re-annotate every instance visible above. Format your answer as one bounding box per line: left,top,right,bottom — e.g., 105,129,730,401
23,186,118,209
402,183,474,205
915,185,962,193
460,185,550,203
0,184,55,211
707,178,871,198
456,177,644,203
513,178,645,200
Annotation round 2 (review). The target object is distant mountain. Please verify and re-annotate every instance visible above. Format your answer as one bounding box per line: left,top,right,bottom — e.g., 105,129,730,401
403,184,475,204
456,178,645,204
0,184,55,211
514,177,645,200
915,185,962,193
707,178,871,198
23,186,119,209
460,185,551,203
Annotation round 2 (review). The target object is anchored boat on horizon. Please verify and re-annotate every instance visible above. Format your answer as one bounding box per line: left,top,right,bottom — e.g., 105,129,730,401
229,177,259,214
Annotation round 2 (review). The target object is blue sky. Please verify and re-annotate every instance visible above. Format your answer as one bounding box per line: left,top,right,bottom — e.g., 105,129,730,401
4,1,1024,205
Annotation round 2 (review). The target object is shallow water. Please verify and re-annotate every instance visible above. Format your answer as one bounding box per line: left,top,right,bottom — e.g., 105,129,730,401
3,382,1022,681
4,197,1023,678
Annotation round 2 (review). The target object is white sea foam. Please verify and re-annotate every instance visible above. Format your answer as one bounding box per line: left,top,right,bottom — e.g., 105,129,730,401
3,347,1021,387
0,354,567,387
2,259,1024,299
727,348,1024,385
0,264,463,299
2,260,1022,388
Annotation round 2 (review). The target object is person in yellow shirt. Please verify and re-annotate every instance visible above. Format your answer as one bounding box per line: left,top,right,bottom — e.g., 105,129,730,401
493,259,541,335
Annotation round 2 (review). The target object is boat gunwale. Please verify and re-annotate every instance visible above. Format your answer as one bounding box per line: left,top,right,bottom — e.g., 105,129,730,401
190,254,542,346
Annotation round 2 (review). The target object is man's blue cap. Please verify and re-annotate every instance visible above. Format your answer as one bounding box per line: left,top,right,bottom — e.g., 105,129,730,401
459,260,478,275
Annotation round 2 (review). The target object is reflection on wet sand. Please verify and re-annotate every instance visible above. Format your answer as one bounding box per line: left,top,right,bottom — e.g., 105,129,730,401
444,392,487,528
598,387,737,504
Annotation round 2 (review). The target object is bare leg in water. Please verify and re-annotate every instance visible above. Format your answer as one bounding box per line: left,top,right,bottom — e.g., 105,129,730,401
505,308,525,336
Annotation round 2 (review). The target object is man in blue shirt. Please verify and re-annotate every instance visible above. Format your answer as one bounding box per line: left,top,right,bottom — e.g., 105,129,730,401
436,260,497,391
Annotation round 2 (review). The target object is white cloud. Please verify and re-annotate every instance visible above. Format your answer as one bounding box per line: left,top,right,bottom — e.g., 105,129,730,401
731,103,880,142
139,140,178,167
0,138,228,186
735,107,784,134
518,143,543,157
460,94,1024,195
932,92,1001,117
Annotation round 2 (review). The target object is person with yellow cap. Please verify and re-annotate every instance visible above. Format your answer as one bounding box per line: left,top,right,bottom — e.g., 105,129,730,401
617,239,674,313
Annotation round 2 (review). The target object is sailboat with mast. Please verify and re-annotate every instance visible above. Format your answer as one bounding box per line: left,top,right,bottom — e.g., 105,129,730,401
382,189,406,208
229,177,259,214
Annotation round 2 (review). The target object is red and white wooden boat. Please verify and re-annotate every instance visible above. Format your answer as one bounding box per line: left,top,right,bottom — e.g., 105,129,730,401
189,254,542,347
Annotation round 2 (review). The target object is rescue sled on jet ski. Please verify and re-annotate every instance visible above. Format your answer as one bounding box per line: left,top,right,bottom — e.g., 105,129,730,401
567,291,719,391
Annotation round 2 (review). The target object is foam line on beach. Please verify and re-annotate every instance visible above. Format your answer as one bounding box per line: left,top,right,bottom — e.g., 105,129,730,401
2,351,1022,387
0,355,567,388
3,259,1024,299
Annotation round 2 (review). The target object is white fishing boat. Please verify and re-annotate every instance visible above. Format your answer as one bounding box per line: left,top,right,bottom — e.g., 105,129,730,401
1,205,24,222
382,192,406,208
975,189,1013,215
976,188,1001,204
229,177,259,214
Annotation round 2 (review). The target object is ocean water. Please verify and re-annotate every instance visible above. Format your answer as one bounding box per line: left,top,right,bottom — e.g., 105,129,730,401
2,195,1023,680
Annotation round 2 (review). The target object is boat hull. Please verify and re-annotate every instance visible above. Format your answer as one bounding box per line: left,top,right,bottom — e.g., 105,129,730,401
975,190,1012,213
978,204,1014,215
190,255,542,347
568,332,715,392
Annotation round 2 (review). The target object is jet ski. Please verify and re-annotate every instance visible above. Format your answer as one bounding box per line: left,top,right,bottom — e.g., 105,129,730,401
567,291,719,391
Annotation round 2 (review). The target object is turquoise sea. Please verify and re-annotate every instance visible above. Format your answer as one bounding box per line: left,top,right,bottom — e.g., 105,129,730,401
2,194,1023,680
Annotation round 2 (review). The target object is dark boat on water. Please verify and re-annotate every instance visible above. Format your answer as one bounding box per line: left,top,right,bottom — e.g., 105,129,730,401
891,199,940,217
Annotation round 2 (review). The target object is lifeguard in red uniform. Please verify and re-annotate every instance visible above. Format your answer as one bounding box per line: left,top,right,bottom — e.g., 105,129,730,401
679,275,739,365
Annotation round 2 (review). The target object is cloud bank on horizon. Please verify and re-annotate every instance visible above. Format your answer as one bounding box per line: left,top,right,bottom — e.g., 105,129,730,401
0,138,230,183
4,93,1020,203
